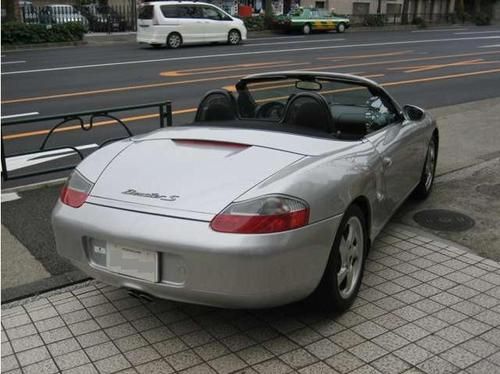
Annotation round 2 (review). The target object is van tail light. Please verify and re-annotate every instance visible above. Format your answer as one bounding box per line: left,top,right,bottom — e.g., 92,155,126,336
60,170,94,208
210,195,309,234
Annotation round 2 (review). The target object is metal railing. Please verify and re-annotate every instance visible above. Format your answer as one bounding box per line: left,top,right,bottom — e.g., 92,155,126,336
20,2,138,32
1,101,172,181
344,12,458,26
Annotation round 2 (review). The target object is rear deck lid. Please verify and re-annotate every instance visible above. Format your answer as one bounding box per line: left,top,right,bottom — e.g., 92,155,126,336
88,138,304,219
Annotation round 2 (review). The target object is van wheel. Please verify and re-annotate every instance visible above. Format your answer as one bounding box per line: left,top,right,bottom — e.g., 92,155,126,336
167,33,182,49
336,23,346,33
228,29,241,45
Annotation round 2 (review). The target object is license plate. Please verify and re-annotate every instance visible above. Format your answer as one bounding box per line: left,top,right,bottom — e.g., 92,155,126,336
93,242,159,282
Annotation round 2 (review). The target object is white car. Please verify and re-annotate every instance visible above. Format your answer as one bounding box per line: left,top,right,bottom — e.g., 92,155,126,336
137,1,247,49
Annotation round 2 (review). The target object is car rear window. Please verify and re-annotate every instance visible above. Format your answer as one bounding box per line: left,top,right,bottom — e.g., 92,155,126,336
138,5,154,19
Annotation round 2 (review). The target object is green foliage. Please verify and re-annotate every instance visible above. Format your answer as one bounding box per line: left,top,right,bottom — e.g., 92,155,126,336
242,15,267,31
363,14,385,27
412,16,427,28
2,22,87,45
474,12,491,25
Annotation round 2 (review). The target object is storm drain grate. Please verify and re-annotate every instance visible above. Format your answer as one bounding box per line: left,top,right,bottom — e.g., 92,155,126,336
413,209,475,232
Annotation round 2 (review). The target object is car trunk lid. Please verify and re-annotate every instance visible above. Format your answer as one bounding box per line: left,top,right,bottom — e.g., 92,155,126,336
88,137,305,219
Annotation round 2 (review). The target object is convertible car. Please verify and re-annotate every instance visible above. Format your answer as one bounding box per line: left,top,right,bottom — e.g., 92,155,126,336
52,72,438,311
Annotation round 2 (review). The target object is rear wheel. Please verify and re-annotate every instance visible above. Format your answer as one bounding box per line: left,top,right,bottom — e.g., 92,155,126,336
315,204,367,312
303,23,312,35
336,22,346,33
167,33,182,49
413,137,437,199
228,29,241,45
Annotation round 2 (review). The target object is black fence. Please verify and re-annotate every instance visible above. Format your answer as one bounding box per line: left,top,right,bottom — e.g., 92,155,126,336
20,2,137,32
1,102,172,181
346,12,459,26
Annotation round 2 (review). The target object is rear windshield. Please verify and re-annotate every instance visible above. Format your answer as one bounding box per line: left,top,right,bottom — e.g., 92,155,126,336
138,5,154,19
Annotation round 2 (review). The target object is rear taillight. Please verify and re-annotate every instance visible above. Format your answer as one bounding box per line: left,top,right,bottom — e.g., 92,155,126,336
210,195,309,234
60,170,94,208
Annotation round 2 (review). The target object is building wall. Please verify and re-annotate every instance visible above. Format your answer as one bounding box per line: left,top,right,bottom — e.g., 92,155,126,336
299,0,453,16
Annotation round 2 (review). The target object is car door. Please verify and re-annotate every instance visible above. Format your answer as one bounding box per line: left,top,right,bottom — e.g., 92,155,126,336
365,95,427,215
175,5,204,44
201,5,230,42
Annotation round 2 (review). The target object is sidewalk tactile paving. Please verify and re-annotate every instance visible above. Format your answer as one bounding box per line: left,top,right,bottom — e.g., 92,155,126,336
2,224,500,374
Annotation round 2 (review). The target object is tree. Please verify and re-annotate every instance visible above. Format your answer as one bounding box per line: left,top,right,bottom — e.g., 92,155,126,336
265,0,273,24
4,0,17,22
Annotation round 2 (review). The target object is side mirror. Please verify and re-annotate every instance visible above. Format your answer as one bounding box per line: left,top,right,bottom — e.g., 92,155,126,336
403,105,425,122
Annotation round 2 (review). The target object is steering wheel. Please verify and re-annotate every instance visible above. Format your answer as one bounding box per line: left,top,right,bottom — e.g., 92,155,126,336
255,101,286,120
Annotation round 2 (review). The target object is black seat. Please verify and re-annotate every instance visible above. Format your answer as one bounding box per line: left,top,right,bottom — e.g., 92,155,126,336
281,92,335,134
195,90,238,122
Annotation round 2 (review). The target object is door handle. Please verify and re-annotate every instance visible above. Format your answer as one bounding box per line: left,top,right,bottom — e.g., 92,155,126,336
383,157,393,169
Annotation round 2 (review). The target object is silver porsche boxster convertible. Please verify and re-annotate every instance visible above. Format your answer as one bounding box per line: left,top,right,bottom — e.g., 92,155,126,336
52,71,438,311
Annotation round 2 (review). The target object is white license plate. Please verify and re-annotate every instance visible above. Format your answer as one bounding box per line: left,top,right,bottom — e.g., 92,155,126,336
105,243,159,282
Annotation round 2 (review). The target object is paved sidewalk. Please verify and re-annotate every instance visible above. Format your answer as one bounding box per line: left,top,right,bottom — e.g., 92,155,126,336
2,223,500,374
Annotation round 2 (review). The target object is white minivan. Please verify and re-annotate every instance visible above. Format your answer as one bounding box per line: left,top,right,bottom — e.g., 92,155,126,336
137,1,247,49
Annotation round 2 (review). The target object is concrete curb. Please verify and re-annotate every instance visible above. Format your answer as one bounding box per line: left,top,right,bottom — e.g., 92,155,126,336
1,177,67,194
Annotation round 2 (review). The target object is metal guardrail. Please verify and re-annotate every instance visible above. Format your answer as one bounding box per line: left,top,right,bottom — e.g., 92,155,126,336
1,101,172,181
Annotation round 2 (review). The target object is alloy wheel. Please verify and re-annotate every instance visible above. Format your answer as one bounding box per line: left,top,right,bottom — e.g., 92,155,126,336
337,216,364,299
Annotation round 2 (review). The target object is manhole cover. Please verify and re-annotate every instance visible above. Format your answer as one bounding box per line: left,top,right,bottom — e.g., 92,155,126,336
413,209,475,232
476,184,500,199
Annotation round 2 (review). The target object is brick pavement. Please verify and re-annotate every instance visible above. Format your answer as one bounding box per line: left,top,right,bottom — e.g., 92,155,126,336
2,224,500,374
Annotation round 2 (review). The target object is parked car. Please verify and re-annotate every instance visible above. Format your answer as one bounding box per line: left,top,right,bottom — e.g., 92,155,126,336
80,4,127,32
274,7,350,34
40,4,88,27
52,71,438,311
137,1,247,48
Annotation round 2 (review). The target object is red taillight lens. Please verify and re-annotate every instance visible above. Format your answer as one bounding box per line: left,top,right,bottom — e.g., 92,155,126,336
210,196,309,234
60,170,93,208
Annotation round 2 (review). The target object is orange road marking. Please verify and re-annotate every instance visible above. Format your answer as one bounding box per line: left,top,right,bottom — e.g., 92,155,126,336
388,59,500,73
317,50,414,61
3,68,500,141
160,61,308,77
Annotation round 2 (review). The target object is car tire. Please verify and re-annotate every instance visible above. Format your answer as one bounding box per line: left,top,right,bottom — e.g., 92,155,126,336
314,204,367,312
166,33,182,49
336,23,346,33
303,23,312,35
413,136,438,199
228,29,241,45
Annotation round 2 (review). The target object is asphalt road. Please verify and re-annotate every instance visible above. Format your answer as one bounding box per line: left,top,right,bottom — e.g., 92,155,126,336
2,26,500,187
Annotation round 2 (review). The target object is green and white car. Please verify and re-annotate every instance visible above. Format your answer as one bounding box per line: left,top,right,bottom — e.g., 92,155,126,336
273,8,350,34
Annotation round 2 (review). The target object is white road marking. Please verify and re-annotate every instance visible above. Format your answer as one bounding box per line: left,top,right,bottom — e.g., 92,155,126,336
248,35,306,41
479,44,500,48
1,192,21,203
1,60,26,65
412,28,468,33
244,38,345,47
2,144,98,172
455,31,500,35
2,112,39,119
3,36,500,76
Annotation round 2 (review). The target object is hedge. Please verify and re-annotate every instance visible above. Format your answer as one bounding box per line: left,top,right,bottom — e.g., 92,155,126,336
242,15,267,31
2,22,87,45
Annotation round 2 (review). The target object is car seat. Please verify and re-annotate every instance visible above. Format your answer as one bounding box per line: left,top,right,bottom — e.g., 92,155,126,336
282,92,335,134
195,90,238,122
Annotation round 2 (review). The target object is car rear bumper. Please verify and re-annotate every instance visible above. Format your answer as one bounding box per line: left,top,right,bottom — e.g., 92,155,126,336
52,201,341,308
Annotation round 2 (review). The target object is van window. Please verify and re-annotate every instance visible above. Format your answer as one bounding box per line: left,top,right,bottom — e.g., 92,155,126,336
161,5,178,18
138,5,154,19
202,6,223,20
